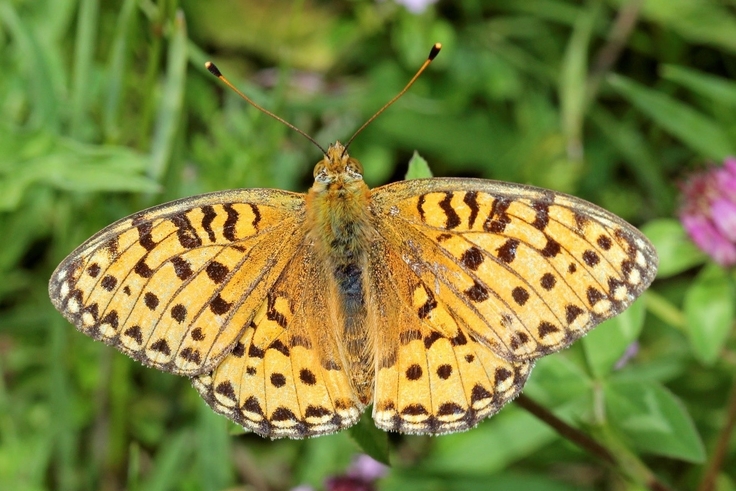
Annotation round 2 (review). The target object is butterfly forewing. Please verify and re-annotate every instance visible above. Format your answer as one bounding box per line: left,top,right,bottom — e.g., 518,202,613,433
49,189,305,376
370,178,658,365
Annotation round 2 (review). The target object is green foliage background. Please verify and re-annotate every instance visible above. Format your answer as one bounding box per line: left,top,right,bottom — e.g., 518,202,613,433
1,0,735,490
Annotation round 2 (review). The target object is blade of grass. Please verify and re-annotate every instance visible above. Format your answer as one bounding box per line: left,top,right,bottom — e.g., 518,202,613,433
608,73,735,159
104,0,138,143
70,0,99,139
148,10,187,182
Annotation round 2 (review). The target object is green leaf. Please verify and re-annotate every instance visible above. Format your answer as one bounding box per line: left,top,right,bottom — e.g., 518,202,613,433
615,0,736,54
404,151,433,180
683,263,735,365
583,297,646,378
661,64,736,106
424,406,557,474
607,74,735,159
605,379,705,463
640,219,707,279
589,107,673,214
348,408,390,465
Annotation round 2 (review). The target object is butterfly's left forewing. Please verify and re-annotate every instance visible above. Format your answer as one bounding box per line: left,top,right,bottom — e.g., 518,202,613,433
49,189,305,376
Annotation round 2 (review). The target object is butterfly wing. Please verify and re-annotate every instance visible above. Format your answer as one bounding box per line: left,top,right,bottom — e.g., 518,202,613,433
193,242,364,438
49,189,306,376
368,177,657,434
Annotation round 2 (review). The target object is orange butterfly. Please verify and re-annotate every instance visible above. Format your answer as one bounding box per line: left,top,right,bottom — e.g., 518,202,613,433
49,44,657,438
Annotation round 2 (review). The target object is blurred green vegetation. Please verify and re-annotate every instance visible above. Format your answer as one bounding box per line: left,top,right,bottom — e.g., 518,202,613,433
1,0,735,490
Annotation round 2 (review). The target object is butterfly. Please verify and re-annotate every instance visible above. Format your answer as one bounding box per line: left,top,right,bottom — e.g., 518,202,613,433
48,44,658,439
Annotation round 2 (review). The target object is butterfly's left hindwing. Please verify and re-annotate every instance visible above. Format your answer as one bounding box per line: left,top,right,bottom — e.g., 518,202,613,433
49,189,305,376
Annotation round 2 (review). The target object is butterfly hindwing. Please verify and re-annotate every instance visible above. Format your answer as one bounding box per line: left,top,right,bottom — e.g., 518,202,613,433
49,189,305,376
367,238,533,434
193,243,364,438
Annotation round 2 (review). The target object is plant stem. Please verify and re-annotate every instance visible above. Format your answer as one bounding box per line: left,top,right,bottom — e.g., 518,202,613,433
515,394,675,491
697,372,736,491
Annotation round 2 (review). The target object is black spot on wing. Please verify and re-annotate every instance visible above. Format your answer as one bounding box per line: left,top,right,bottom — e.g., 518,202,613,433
565,304,584,324
171,304,187,323
144,292,159,310
540,273,556,290
299,369,317,385
124,325,143,344
511,286,529,306
171,257,193,280
465,281,489,302
223,204,239,242
484,197,512,233
497,238,519,264
531,199,550,231
134,258,154,278
597,235,613,250
437,364,452,379
405,364,423,381
206,261,229,284
87,263,101,278
439,192,461,229
461,246,484,271
463,191,479,228
417,288,437,319
133,217,156,251
150,339,171,355
540,237,561,258
200,205,217,242
171,212,202,249
101,275,117,291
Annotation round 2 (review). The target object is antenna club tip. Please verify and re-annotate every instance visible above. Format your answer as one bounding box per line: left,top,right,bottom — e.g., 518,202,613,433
205,61,222,77
429,43,442,60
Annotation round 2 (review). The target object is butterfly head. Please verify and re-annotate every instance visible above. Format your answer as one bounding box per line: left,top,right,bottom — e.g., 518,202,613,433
311,142,365,192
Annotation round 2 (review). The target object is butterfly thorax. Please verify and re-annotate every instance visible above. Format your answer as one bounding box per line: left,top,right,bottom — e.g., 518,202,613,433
305,142,376,403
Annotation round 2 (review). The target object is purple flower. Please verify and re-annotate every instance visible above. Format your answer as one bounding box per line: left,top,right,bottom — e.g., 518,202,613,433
324,455,388,491
679,157,736,267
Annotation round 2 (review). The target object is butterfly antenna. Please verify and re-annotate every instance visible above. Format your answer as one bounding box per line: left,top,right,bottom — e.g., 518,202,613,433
205,61,328,155
343,42,442,154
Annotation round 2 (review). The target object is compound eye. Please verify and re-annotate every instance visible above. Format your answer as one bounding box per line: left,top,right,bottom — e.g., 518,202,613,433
313,163,325,178
315,169,332,183
346,158,364,179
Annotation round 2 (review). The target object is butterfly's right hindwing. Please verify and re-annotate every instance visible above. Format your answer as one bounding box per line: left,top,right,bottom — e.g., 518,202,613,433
193,243,364,438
